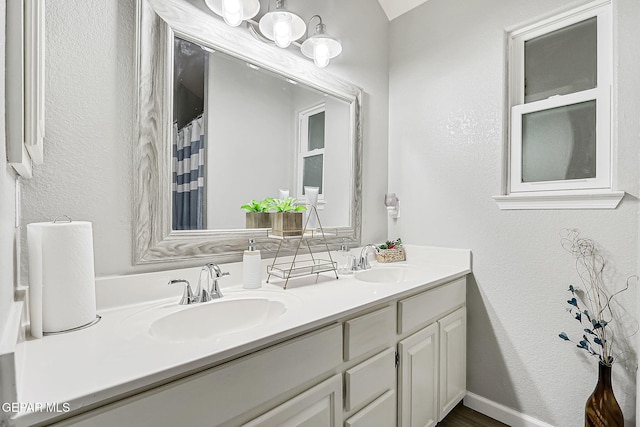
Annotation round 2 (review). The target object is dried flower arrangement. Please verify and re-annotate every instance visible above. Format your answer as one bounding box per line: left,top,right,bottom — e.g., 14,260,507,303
558,229,635,366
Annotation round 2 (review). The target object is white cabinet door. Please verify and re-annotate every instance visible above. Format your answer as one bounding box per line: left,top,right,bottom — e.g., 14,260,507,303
398,322,439,427
438,307,466,421
243,374,342,427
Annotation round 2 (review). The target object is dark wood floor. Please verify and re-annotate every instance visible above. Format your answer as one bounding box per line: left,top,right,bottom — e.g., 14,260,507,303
439,402,509,427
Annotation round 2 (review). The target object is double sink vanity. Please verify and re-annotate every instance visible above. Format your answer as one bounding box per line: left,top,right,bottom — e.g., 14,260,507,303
10,245,470,427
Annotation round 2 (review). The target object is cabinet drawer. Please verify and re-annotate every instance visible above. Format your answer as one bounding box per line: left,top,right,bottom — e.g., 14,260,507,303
344,306,394,361
398,277,465,334
52,325,342,427
345,390,396,427
243,374,342,427
345,348,395,411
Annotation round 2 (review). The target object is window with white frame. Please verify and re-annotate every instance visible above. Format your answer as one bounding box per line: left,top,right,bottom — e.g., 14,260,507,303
298,104,325,198
496,1,622,209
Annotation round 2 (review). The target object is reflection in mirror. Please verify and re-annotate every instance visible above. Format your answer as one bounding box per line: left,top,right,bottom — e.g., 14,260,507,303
171,36,352,232
134,0,362,264
173,38,207,230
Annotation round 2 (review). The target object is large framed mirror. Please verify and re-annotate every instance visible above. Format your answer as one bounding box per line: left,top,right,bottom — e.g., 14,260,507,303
134,0,363,264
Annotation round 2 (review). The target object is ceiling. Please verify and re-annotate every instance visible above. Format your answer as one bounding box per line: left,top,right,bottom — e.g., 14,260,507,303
377,0,430,21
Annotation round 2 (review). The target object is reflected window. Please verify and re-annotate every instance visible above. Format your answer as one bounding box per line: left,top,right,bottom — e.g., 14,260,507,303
298,105,325,196
507,4,612,195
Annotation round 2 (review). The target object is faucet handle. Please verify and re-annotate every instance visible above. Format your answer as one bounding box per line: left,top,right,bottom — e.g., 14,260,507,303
169,279,196,305
203,263,229,299
351,256,359,271
207,263,230,278
211,270,229,300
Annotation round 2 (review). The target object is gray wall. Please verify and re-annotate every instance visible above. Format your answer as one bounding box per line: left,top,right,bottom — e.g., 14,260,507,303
21,0,136,277
388,0,640,424
20,0,390,276
206,53,293,229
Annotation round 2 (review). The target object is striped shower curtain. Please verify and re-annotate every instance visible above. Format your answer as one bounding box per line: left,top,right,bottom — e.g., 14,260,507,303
173,116,206,230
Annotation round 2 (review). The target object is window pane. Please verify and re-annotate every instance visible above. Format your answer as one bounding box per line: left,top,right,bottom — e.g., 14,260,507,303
525,17,597,103
521,100,596,183
308,112,325,150
303,154,323,193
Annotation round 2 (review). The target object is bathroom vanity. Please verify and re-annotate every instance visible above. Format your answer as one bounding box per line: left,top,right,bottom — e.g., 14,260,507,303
9,246,470,426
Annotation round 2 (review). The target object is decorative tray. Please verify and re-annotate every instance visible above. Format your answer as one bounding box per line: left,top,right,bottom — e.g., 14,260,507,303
267,259,337,279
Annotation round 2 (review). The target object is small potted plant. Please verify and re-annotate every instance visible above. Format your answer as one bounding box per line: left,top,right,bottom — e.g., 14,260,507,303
241,198,274,229
376,238,405,263
270,197,307,237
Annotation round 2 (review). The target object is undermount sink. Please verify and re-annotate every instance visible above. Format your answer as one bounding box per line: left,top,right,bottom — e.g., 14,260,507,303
149,298,287,342
354,266,423,284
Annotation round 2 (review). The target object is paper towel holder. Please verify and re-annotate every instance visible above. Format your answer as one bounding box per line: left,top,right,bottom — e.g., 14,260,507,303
44,212,99,335
43,315,102,336
52,215,73,223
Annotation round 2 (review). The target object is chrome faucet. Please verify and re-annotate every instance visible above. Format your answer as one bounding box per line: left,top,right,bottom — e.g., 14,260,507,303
168,279,197,305
200,263,230,300
357,244,378,270
169,264,230,305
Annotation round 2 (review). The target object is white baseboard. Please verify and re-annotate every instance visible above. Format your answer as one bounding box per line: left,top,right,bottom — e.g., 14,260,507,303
464,392,555,427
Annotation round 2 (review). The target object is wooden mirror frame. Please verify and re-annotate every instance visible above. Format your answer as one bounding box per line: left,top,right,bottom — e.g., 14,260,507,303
133,0,363,264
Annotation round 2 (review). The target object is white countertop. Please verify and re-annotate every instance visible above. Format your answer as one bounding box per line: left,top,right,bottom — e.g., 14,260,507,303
10,245,470,426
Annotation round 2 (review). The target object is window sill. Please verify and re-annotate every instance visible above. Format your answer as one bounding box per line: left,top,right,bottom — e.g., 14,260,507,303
493,190,625,210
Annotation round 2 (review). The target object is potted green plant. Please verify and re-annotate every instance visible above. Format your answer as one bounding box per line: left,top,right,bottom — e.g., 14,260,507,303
241,198,274,229
270,197,307,237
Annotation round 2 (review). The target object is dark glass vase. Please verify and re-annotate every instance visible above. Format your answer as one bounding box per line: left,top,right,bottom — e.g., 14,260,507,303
585,363,623,427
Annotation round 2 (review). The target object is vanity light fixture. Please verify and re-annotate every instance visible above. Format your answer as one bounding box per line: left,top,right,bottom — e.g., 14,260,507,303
300,16,342,68
205,0,260,27
206,0,342,68
258,0,306,48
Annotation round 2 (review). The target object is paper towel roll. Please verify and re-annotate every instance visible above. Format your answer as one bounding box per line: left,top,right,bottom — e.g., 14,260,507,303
27,221,96,337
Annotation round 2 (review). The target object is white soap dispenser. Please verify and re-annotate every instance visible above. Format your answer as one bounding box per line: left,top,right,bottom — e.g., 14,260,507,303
243,238,262,289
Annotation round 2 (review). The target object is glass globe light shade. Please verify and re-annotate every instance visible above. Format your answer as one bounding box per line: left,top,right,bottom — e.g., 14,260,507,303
300,24,342,68
259,2,306,49
204,0,260,27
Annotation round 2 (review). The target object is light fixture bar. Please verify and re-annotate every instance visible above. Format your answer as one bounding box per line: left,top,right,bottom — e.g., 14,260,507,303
208,1,342,68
